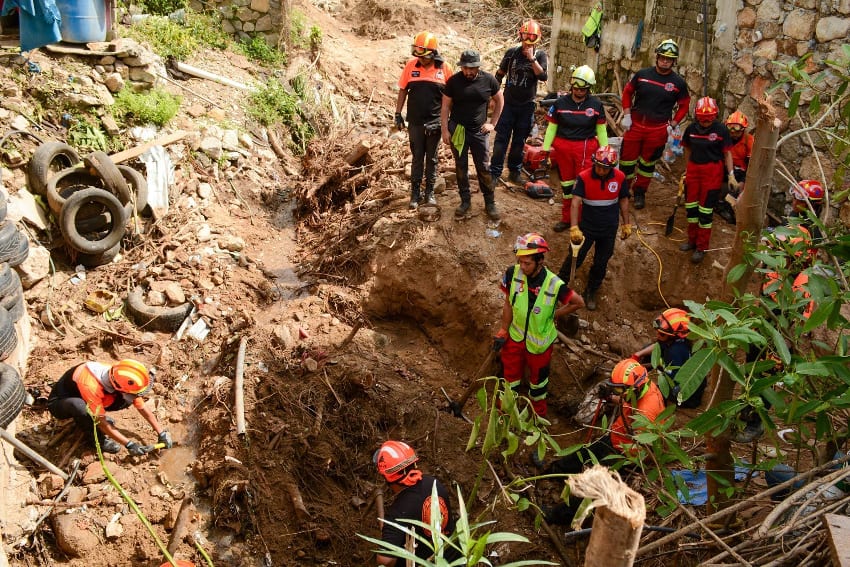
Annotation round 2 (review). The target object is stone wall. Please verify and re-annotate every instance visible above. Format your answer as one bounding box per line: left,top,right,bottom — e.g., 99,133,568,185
189,0,284,47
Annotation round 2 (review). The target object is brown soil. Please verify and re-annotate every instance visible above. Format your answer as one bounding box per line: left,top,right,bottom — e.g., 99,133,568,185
2,0,745,565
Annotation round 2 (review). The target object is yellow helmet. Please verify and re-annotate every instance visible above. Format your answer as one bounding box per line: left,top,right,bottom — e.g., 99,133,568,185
412,32,438,57
109,359,151,394
571,65,596,88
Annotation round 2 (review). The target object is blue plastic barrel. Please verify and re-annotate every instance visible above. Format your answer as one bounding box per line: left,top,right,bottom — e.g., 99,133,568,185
54,0,107,43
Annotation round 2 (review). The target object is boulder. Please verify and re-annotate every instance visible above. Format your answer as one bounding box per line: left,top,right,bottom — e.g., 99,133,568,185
53,514,99,556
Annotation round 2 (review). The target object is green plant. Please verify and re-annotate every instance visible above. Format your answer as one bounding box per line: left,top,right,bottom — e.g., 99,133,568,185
138,0,186,16
247,78,313,153
289,9,309,49
67,115,109,152
309,25,322,54
123,10,229,60
113,87,181,127
236,35,287,66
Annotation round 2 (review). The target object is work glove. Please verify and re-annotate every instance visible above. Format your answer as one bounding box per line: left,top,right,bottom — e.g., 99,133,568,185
540,150,550,170
620,113,632,131
157,430,173,449
728,172,740,192
126,441,148,456
620,224,632,240
493,329,508,353
394,112,406,130
569,225,584,245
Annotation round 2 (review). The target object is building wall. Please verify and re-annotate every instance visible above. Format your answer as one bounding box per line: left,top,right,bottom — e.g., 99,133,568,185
189,0,284,47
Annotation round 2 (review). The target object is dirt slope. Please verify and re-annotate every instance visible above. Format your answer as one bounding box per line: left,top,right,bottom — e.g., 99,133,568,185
1,0,744,565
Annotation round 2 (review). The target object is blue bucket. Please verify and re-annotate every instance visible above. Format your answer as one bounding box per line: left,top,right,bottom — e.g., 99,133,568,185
54,0,107,43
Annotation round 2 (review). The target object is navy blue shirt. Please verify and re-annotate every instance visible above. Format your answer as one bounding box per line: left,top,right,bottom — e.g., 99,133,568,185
497,46,548,106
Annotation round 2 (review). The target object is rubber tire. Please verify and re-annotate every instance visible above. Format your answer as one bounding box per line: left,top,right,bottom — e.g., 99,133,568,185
28,142,81,197
47,168,133,217
0,307,18,362
0,362,25,428
0,191,7,223
60,189,126,255
0,221,18,259
5,232,29,268
77,241,121,268
1,289,24,323
117,165,149,215
126,287,192,332
83,151,130,201
0,266,21,300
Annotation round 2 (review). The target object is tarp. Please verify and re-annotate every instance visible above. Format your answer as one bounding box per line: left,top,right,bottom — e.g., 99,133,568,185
2,0,61,52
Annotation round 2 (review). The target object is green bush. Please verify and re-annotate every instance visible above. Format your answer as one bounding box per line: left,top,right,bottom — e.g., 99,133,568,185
139,0,186,16
236,35,287,66
113,87,181,127
247,78,313,153
123,10,229,60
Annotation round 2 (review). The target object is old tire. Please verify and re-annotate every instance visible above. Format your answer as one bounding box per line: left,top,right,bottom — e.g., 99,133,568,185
5,232,30,268
47,167,133,217
0,191,7,223
28,142,81,197
59,188,126,255
0,362,25,428
83,151,130,201
0,221,18,258
77,242,121,268
126,287,192,332
1,289,24,323
0,263,17,298
117,165,149,215
0,307,18,362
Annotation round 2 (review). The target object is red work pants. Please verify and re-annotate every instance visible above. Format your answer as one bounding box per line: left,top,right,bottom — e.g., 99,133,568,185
500,337,552,416
619,120,667,194
552,137,598,222
684,160,723,251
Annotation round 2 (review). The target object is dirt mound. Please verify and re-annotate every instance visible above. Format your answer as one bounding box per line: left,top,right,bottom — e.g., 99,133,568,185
347,0,422,39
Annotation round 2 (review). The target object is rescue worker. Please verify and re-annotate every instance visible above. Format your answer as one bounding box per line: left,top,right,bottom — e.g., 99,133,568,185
679,96,737,264
541,65,608,233
619,39,690,209
47,359,172,455
374,440,458,565
716,110,753,224
490,20,548,185
542,359,666,524
557,145,630,311
441,49,504,220
494,233,584,417
632,307,704,408
395,32,451,210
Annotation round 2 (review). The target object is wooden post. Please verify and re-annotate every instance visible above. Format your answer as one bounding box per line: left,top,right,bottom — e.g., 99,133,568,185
166,497,194,555
234,337,247,436
567,465,645,567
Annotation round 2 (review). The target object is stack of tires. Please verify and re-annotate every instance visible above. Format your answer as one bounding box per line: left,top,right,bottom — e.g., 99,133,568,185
27,143,149,267
0,361,25,430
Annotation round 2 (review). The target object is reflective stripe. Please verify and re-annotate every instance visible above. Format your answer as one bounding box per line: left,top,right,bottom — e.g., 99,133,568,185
583,197,620,206
507,268,562,354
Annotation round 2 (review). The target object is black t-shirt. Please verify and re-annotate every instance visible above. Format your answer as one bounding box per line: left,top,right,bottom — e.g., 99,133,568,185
381,476,458,561
497,46,548,106
683,121,732,164
501,266,571,322
444,70,501,130
398,58,449,125
626,67,689,123
546,94,606,140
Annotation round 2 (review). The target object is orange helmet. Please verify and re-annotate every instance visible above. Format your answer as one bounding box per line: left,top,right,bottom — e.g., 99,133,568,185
109,359,151,394
374,441,420,485
695,97,719,121
608,359,649,390
514,232,549,256
725,110,749,130
412,32,438,57
160,562,195,567
791,179,824,202
519,20,542,45
653,307,689,339
592,145,618,167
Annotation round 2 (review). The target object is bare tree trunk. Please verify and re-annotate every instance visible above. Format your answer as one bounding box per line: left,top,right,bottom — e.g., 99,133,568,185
705,96,781,512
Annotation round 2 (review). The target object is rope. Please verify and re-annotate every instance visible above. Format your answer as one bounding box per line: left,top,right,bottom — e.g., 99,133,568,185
632,217,683,310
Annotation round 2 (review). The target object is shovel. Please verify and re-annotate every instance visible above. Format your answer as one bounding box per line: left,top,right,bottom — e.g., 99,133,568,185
447,350,495,417
561,238,585,337
664,175,686,236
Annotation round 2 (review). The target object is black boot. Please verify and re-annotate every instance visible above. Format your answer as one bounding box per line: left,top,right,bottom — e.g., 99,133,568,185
585,288,598,311
455,199,471,218
424,188,436,206
484,194,501,221
409,187,420,210
634,192,646,210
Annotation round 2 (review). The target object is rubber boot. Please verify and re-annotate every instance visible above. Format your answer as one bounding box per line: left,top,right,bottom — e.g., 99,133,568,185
484,195,501,221
455,199,471,218
585,288,598,311
508,170,522,184
634,192,646,210
409,187,420,210
424,188,436,206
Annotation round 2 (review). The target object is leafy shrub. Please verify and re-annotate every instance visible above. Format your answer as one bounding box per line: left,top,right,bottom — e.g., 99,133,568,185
138,0,186,16
123,10,229,60
236,35,287,66
247,78,313,153
113,87,181,127
68,115,109,152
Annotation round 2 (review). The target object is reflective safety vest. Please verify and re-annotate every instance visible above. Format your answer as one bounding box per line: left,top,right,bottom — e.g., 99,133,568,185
508,267,563,354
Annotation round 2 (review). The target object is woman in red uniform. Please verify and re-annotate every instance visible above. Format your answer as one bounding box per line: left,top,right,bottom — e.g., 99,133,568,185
679,97,738,264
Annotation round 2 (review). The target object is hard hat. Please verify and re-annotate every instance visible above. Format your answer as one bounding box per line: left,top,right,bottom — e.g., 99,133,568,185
571,65,596,88
514,232,549,256
725,110,749,130
374,440,419,484
412,32,438,57
160,562,195,567
109,359,151,395
592,145,618,168
607,359,649,390
695,97,719,120
653,307,689,339
519,20,542,44
655,39,679,59
791,179,824,202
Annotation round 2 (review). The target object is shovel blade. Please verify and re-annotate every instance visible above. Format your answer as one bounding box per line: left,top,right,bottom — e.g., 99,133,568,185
665,213,675,236
561,313,580,337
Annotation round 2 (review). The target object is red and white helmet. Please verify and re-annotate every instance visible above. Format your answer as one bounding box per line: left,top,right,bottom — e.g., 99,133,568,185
519,20,541,45
653,308,689,339
725,110,749,130
514,232,549,256
791,179,824,202
592,145,618,167
695,97,719,121
411,31,438,57
374,441,420,486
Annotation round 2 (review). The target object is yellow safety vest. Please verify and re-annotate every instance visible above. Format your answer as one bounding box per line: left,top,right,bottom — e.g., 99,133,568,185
508,267,563,354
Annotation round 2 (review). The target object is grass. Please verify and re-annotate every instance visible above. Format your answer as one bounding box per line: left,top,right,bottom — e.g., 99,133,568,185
235,35,287,66
247,77,313,153
122,10,230,60
113,87,181,127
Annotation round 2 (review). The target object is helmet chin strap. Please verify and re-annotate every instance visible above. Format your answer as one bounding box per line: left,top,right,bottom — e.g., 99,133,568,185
397,469,422,487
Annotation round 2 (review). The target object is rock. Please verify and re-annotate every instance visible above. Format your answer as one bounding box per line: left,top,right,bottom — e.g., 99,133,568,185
53,514,99,556
197,223,212,242
273,325,294,349
753,39,777,60
11,115,29,130
162,281,186,304
738,6,756,28
16,243,50,288
756,0,783,21
40,474,65,497
82,462,106,484
197,182,213,199
222,129,240,150
302,357,318,372
147,290,167,306
199,136,223,160
208,107,227,121
103,72,124,93
66,486,88,504
187,103,206,117
816,16,850,41
218,234,245,252
105,513,124,539
783,9,815,40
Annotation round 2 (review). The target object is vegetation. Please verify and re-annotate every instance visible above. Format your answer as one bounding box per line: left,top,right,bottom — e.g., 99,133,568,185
113,87,181,127
67,114,109,152
137,0,187,17
122,10,229,60
247,77,314,153
236,35,287,66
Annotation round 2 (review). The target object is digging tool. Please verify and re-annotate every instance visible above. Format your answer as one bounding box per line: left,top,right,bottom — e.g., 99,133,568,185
561,237,585,337
447,350,495,417
141,441,180,452
665,174,686,236
556,330,620,362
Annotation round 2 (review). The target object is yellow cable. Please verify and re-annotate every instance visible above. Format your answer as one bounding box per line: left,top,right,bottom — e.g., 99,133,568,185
631,220,687,311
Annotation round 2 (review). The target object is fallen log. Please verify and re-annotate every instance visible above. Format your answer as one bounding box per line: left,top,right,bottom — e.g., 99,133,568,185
167,497,195,555
234,336,248,436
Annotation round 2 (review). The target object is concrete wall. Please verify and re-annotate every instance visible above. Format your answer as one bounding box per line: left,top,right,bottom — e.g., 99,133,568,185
189,0,285,46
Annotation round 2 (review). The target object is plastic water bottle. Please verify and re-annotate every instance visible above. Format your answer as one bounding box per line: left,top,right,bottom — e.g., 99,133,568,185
531,124,540,139
671,125,684,157
662,144,675,163
653,171,666,183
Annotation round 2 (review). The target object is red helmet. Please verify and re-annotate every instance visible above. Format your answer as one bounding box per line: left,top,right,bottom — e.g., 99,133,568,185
791,180,824,202
109,359,151,394
519,20,541,45
725,110,749,130
695,97,719,121
592,145,618,167
374,441,420,485
514,232,549,256
608,359,649,390
412,32,438,57
653,307,689,339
